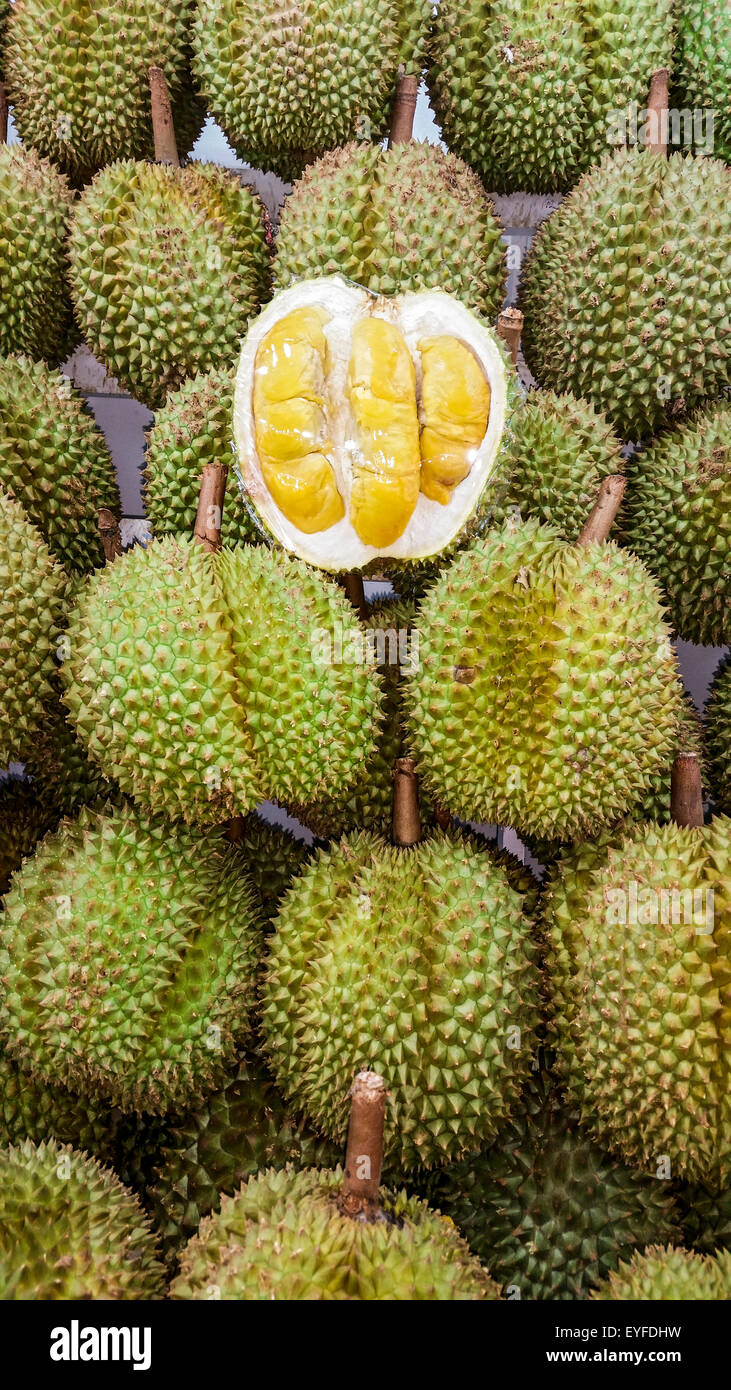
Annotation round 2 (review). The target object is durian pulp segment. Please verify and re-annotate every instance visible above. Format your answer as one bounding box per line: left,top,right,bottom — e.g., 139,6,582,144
347,317,421,547
419,336,491,505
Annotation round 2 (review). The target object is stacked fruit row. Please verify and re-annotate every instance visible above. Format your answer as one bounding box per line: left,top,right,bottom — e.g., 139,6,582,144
0,1,729,1302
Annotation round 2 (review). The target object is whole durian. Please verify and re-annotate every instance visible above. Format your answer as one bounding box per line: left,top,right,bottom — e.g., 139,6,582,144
621,405,730,647
22,703,116,820
520,149,731,439
0,1045,119,1160
147,1051,339,1259
0,145,76,365
706,656,730,815
4,0,205,184
0,803,263,1113
262,831,542,1170
61,538,383,826
68,160,271,409
428,0,674,194
591,1245,731,1300
672,0,730,163
543,815,731,1185
0,355,120,574
143,368,261,547
495,390,625,540
403,519,684,841
191,0,431,181
0,486,67,768
232,817,311,921
0,777,55,897
420,1071,682,1300
171,1166,497,1299
274,142,507,317
0,1139,165,1299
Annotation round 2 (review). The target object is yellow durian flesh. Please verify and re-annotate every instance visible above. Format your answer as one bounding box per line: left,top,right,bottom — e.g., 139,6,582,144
419,336,491,505
347,318,421,547
253,306,345,534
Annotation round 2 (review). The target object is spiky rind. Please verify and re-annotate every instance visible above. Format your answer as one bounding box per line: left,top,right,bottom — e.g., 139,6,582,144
233,817,311,921
0,777,56,897
520,149,731,440
23,703,116,820
274,142,507,317
171,1165,497,1299
0,145,76,365
680,1181,731,1255
0,1047,118,1160
672,0,730,164
68,160,271,410
0,804,263,1113
591,1244,731,1300
706,657,731,815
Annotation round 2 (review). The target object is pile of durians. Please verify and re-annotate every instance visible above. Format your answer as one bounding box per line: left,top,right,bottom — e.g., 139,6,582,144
0,0,729,1302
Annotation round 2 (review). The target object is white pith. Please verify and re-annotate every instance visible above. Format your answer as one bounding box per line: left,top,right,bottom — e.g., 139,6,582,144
233,276,509,571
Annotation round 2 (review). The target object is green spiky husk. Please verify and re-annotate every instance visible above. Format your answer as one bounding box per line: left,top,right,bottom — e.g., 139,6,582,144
591,1244,731,1300
0,777,56,897
680,1181,731,1255
68,160,272,410
233,816,312,921
706,657,731,815
191,0,431,182
274,142,507,317
22,702,116,820
171,1166,497,1299
0,145,77,366
520,149,731,440
672,0,730,164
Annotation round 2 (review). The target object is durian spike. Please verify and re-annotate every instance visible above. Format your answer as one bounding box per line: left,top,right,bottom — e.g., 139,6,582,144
339,1070,387,1222
149,66,180,168
387,74,419,147
393,755,421,846
342,573,368,620
98,507,122,564
670,753,704,828
647,68,670,156
577,474,626,546
0,85,8,145
193,463,227,552
497,308,524,365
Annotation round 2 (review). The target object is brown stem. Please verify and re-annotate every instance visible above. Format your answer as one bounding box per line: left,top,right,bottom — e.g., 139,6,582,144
646,69,669,156
670,753,704,828
193,464,227,552
497,308,524,365
387,73,419,147
338,1071,387,1221
577,474,626,546
341,573,368,620
0,84,8,146
98,507,122,564
149,66,180,168
393,756,421,846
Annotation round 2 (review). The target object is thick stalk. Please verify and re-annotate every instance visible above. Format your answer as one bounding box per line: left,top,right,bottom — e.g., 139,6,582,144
577,474,626,546
646,69,669,156
193,464,227,552
149,66,180,168
98,507,122,563
388,74,419,147
497,308,524,365
338,1071,387,1221
0,85,8,146
670,753,704,828
393,756,421,846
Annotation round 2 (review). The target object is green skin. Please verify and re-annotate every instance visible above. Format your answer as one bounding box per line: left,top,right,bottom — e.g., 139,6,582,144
591,1245,731,1300
520,148,731,440
171,1166,498,1300
672,0,730,164
0,1140,165,1300
232,817,311,921
0,779,55,899
0,145,77,366
706,656,731,815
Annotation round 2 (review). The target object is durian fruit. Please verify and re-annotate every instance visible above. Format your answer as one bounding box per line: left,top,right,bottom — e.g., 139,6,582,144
0,1139,165,1299
4,0,205,184
262,831,542,1170
680,1182,731,1255
143,368,261,547
706,656,730,815
232,816,311,921
673,0,730,164
68,160,272,410
0,1045,118,1161
0,486,67,768
0,803,263,1113
0,355,121,574
147,1050,339,1259
420,1070,682,1300
520,149,731,440
191,0,431,182
61,538,383,826
274,142,507,317
233,277,516,573
0,145,76,365
22,703,116,820
428,0,674,195
403,518,684,841
591,1245,731,1300
543,814,731,1185
494,390,625,540
0,777,55,897
621,404,730,647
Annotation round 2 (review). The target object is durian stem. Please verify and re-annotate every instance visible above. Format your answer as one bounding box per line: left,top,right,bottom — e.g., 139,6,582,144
98,507,122,563
497,308,524,364
149,66,180,168
577,474,626,546
670,753,704,828
193,463,227,552
393,756,421,846
0,85,8,145
339,1070,387,1221
646,69,670,156
387,74,419,147
341,573,368,620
